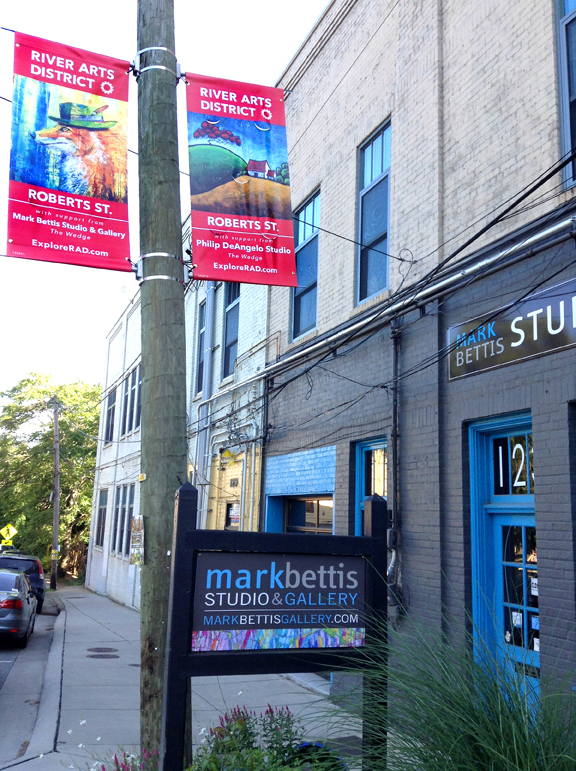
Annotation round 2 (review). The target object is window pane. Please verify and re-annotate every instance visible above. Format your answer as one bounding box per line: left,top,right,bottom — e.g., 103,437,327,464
363,142,373,188
503,526,523,563
510,435,528,494
371,131,383,181
318,501,333,530
295,237,318,289
359,235,388,300
225,302,239,347
566,0,576,17
382,126,391,172
197,329,205,393
134,365,142,429
293,285,317,338
361,176,389,246
226,282,240,306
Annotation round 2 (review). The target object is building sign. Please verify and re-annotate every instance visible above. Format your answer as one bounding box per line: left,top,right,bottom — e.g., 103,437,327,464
186,73,297,287
7,33,131,272
448,276,576,380
191,552,366,652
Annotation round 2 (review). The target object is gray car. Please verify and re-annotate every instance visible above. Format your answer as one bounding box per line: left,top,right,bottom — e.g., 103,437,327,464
0,569,37,648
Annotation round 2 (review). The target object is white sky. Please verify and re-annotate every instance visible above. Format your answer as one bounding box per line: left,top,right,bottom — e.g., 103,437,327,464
0,0,328,393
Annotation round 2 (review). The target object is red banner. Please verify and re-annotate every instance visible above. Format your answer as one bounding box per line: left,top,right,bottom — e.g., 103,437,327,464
186,73,297,287
7,33,131,272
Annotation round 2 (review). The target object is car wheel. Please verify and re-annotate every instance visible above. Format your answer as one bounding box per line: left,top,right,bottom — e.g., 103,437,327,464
15,631,28,649
36,600,43,614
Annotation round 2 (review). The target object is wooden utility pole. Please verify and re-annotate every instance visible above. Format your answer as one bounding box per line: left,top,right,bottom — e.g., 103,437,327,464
50,396,60,591
137,0,188,752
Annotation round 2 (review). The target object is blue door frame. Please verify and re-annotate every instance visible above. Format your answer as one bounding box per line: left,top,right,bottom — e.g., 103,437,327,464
469,413,538,691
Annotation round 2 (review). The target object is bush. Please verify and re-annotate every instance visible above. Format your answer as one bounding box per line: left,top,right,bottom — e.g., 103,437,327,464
334,617,576,771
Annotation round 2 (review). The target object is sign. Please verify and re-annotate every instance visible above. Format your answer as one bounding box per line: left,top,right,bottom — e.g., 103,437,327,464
192,552,365,652
7,33,131,272
0,524,18,540
51,549,59,560
129,514,144,566
1,541,13,547
186,73,297,287
448,276,576,380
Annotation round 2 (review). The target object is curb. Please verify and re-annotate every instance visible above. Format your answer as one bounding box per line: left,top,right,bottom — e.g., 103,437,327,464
0,609,67,768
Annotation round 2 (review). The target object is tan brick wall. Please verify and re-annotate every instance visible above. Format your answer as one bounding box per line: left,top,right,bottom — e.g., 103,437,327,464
268,0,576,359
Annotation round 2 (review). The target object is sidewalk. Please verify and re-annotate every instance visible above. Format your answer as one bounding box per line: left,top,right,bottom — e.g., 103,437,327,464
1,586,359,771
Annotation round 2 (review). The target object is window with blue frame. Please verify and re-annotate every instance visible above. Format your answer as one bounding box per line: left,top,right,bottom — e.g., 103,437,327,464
355,439,387,536
223,283,240,379
292,192,320,339
559,0,576,184
358,125,391,302
469,416,538,690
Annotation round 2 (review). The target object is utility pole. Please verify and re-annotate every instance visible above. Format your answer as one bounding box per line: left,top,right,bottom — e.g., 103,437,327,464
50,396,60,591
137,0,188,753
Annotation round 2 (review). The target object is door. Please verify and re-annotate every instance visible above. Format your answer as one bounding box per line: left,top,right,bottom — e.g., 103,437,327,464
470,415,538,692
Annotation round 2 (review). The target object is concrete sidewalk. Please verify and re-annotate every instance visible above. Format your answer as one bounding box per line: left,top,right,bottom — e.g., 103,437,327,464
1,586,358,771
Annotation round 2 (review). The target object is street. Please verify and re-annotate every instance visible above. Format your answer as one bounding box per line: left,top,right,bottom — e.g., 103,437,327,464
0,609,57,765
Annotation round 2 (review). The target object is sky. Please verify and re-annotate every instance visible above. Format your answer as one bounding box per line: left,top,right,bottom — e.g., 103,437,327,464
0,0,329,393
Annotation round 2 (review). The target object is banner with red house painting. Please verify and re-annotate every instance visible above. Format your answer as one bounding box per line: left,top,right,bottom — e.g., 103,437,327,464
186,73,297,287
7,33,131,272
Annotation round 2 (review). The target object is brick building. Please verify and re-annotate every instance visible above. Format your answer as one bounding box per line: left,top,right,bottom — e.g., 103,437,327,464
259,0,576,692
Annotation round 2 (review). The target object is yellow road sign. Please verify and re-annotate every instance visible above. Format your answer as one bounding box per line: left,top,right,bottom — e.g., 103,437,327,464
51,549,59,560
1,539,13,546
0,524,17,540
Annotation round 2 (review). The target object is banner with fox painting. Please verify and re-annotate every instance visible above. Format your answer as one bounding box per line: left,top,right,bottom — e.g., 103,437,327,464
186,73,297,287
7,33,131,272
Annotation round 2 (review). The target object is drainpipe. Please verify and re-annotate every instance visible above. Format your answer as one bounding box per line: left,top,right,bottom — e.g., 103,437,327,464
388,319,401,613
194,281,215,525
249,438,257,532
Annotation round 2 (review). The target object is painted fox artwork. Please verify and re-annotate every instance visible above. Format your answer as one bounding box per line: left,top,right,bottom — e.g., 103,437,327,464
32,102,127,203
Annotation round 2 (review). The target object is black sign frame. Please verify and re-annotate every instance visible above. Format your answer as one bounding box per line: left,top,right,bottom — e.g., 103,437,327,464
160,483,388,771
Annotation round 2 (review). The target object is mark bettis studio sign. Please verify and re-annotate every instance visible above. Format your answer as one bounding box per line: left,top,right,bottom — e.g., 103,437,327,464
448,277,576,380
191,552,365,652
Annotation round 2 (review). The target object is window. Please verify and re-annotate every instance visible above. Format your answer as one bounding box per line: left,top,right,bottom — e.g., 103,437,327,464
355,439,387,535
357,125,391,302
111,486,121,551
121,365,141,437
285,497,333,534
223,283,240,379
95,489,108,547
134,365,142,429
104,388,116,444
112,483,135,556
125,484,135,556
560,0,576,183
292,193,320,339
196,302,206,394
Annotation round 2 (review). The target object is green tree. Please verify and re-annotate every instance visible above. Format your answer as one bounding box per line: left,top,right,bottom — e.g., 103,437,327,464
0,374,100,576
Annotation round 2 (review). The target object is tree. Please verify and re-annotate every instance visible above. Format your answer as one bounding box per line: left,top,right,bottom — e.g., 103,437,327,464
0,373,100,575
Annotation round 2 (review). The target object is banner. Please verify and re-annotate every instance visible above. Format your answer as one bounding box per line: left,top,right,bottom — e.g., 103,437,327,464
186,73,297,287
7,33,131,272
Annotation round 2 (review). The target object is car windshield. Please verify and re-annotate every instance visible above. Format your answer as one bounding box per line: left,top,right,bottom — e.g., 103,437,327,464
0,573,18,591
0,558,37,575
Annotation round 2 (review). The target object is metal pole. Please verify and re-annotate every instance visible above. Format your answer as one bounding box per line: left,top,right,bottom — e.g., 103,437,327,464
50,396,60,591
137,0,188,752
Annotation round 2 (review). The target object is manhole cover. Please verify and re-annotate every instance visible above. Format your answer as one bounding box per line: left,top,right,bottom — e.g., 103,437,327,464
87,647,118,653
87,654,119,659
129,663,140,667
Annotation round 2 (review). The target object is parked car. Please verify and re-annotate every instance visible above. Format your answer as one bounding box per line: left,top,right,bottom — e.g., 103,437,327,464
0,553,45,613
0,569,37,648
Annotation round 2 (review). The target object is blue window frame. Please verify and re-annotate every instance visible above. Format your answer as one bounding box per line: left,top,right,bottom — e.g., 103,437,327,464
469,414,538,691
292,192,320,339
558,0,576,184
357,125,391,302
223,283,240,379
355,439,387,536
